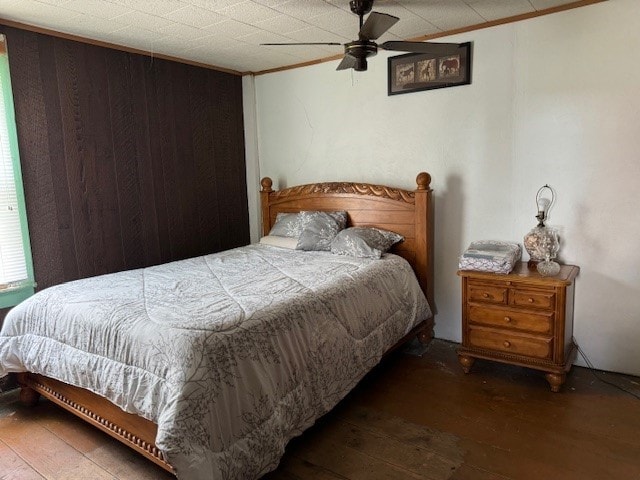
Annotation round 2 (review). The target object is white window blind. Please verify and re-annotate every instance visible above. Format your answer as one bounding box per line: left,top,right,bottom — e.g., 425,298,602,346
0,73,27,284
0,34,34,306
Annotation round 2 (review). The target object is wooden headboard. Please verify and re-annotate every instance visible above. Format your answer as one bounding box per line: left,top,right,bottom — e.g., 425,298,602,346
260,172,434,310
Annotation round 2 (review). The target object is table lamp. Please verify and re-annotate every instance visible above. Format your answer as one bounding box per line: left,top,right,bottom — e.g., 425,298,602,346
523,185,561,276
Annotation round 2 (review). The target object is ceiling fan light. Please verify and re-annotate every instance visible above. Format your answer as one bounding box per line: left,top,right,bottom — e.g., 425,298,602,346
355,57,367,71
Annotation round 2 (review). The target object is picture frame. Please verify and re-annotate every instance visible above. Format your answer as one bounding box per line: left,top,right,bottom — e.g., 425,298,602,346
387,42,472,96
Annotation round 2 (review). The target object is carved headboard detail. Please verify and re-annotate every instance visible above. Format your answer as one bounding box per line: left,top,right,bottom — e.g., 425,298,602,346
264,180,419,204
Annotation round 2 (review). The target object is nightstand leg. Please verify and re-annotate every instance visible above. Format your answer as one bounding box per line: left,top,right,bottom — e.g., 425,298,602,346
545,373,566,392
458,355,475,374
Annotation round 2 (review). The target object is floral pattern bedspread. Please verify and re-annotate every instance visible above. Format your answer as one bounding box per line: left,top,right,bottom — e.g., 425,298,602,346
0,245,431,479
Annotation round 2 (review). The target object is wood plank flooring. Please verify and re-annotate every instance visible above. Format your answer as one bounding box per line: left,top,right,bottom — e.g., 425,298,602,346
1,339,639,479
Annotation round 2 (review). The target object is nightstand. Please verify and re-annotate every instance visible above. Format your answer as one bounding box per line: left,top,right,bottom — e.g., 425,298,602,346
457,262,579,392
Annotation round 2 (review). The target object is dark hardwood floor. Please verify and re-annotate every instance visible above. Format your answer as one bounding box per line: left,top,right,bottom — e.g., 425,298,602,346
1,340,639,479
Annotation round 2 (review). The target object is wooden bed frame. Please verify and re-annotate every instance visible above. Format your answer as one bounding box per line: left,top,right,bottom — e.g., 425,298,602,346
16,172,435,475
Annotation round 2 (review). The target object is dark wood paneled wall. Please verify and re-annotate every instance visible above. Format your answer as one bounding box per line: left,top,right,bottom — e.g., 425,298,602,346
0,25,249,293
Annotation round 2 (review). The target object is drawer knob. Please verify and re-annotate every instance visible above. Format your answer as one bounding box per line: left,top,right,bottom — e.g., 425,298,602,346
483,293,490,298
528,298,534,303
504,316,512,323
506,281,512,286
503,341,511,348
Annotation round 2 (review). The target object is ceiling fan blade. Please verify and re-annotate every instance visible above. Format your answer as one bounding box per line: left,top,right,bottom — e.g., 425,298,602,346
380,41,461,55
261,42,342,46
359,12,399,40
336,54,357,71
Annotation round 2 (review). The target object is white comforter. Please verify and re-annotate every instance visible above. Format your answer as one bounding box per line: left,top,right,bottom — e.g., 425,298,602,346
0,244,431,479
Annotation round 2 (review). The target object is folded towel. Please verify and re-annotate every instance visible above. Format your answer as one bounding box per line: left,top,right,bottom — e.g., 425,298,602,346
459,240,521,274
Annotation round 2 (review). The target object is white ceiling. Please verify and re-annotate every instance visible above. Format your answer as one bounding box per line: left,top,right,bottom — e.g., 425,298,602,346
0,0,585,74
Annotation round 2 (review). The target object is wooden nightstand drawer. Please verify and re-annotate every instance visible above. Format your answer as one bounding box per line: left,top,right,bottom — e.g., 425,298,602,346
468,305,553,335
468,327,552,360
468,282,508,305
510,289,555,310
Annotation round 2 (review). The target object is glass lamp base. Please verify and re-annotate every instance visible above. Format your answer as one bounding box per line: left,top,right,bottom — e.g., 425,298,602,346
527,259,540,270
537,260,561,277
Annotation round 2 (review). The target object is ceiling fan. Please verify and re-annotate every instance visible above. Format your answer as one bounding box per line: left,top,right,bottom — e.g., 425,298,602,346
261,0,462,72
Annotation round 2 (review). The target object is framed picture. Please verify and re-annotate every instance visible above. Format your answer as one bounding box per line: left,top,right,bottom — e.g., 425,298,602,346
388,42,472,96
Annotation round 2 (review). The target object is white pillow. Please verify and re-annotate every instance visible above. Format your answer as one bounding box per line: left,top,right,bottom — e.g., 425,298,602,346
259,235,298,249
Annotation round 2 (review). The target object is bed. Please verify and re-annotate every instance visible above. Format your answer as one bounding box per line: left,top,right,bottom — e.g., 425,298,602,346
0,172,435,479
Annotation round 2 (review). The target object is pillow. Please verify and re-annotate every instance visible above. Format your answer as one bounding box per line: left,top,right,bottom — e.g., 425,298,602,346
259,235,298,249
324,210,348,231
330,227,404,259
268,211,348,239
268,212,303,238
296,212,342,251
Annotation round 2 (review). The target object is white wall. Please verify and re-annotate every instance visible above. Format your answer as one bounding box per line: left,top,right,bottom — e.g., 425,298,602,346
245,0,640,376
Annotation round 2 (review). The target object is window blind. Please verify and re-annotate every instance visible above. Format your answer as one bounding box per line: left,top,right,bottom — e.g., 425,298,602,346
0,34,34,306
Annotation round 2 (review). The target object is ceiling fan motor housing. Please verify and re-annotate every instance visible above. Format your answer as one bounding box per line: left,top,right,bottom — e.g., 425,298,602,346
345,40,377,71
